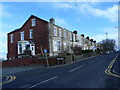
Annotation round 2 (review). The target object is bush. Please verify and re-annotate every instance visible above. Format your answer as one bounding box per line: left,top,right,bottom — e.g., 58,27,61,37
81,50,93,54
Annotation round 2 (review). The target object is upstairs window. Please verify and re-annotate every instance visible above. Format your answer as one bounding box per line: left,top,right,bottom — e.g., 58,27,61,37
10,34,14,43
59,29,61,37
64,30,67,38
69,32,72,41
73,34,75,41
31,18,36,27
54,27,57,36
29,29,33,39
20,31,24,40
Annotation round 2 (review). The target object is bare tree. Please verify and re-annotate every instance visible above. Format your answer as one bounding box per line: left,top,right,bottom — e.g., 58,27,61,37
98,39,116,53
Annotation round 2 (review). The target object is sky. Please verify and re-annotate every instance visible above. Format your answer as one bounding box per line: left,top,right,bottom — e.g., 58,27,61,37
0,2,118,59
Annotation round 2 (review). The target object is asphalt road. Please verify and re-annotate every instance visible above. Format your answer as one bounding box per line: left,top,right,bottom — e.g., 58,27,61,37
2,53,120,89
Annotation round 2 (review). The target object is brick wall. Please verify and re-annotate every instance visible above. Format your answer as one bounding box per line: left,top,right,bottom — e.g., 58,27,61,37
1,57,57,68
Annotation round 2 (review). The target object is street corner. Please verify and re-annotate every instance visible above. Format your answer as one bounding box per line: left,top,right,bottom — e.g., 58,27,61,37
0,76,16,85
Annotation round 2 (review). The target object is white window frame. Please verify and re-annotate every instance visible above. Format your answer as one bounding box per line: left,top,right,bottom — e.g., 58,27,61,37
57,40,61,51
69,32,72,41
59,29,61,37
73,34,75,41
29,29,33,39
53,40,57,51
64,30,67,38
31,18,36,27
10,34,14,43
20,31,24,41
53,27,57,36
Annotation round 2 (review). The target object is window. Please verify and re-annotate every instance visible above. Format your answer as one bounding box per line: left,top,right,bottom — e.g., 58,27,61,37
53,27,57,36
19,43,22,54
29,29,33,39
20,31,24,40
32,18,36,26
10,34,14,43
59,29,61,37
53,40,57,51
64,42,67,51
57,41,61,51
64,30,67,38
73,34,75,41
69,32,72,41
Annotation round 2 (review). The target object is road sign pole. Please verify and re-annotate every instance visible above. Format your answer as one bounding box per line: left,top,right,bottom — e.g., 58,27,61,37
44,49,49,66
45,53,49,66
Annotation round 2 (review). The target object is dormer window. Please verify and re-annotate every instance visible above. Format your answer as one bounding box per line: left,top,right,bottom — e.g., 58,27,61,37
31,18,36,27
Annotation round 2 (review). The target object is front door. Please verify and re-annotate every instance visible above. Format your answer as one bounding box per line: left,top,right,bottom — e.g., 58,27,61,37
31,45,35,55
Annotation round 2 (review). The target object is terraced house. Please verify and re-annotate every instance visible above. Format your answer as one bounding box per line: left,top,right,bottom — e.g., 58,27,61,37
7,15,97,60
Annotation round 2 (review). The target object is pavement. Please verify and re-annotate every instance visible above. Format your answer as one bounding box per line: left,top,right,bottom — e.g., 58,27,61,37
1,53,120,89
2,55,95,76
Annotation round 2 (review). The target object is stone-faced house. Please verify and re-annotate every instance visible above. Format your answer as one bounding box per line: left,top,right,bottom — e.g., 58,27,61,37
7,15,97,60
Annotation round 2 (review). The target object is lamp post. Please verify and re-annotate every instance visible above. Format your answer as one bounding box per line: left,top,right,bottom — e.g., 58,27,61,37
115,27,120,51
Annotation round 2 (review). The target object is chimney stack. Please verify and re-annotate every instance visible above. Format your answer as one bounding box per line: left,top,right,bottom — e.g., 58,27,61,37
50,18,55,24
81,34,84,37
86,36,89,40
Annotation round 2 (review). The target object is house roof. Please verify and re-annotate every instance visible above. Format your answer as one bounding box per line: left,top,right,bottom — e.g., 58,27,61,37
8,15,48,34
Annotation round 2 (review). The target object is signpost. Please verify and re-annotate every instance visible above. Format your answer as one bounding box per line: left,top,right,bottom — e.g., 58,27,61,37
44,49,49,66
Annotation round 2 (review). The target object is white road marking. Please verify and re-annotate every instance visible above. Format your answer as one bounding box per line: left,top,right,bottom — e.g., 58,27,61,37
69,65,85,72
5,76,10,81
28,76,58,88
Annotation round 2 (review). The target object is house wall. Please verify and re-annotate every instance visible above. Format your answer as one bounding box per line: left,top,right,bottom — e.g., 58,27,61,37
7,16,49,60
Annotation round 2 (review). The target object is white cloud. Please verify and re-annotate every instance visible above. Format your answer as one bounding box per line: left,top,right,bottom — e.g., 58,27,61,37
54,2,74,8
79,4,118,23
91,27,118,45
55,18,73,30
0,3,12,17
52,2,118,23
0,32,7,59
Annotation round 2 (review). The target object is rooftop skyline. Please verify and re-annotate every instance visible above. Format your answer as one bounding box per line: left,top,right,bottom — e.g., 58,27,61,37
0,2,118,59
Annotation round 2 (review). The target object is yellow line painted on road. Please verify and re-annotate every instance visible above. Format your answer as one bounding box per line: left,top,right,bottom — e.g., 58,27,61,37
0,76,16,85
105,54,120,78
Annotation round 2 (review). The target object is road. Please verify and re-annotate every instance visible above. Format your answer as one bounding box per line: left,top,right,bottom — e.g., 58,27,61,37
2,53,120,89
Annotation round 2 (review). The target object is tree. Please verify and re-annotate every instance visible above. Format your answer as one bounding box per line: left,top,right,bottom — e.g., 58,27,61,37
70,45,82,55
98,39,116,53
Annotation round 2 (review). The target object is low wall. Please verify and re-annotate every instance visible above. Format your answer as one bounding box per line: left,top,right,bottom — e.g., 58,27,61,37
64,53,96,64
1,53,97,68
1,57,57,68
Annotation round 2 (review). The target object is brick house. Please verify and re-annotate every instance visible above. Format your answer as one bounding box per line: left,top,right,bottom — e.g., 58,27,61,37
7,15,97,60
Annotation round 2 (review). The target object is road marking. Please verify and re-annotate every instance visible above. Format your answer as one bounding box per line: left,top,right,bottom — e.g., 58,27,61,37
105,54,120,78
69,65,85,72
5,76,10,81
0,76,16,85
28,76,58,88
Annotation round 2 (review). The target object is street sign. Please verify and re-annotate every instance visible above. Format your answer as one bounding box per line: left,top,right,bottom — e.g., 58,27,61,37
44,49,47,53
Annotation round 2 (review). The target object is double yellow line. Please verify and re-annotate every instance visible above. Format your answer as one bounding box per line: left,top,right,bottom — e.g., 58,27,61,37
105,54,120,78
0,76,16,85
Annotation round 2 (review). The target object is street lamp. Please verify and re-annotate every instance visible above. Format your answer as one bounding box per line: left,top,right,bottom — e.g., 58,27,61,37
115,27,120,51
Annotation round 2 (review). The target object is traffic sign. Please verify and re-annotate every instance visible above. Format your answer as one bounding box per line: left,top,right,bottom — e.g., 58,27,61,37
44,49,47,53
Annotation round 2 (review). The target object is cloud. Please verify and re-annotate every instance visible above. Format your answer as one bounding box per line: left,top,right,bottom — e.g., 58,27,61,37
79,4,118,22
55,18,73,30
91,27,118,45
0,32,7,59
0,3,12,18
52,2,118,23
54,2,74,8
